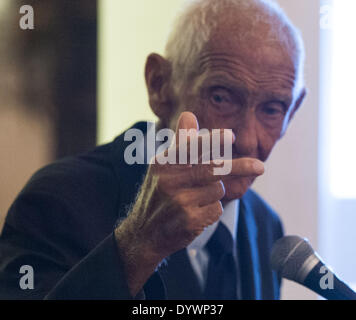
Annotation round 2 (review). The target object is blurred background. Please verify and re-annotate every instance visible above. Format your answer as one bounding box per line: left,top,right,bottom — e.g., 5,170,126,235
0,0,355,299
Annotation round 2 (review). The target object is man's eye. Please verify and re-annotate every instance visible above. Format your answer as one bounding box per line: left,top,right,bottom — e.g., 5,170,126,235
262,102,286,117
264,107,281,115
209,88,234,111
213,94,224,103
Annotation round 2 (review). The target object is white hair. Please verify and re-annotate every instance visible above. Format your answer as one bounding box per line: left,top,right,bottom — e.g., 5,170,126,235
165,0,305,92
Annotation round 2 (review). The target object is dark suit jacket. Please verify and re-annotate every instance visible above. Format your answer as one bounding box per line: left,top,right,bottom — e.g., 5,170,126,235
0,122,284,300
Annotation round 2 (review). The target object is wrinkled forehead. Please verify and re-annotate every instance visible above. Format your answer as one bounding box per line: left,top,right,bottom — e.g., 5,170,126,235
208,14,299,68
192,19,302,96
201,39,298,75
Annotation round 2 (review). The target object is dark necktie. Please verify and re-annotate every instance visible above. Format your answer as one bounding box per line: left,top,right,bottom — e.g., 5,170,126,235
204,222,238,300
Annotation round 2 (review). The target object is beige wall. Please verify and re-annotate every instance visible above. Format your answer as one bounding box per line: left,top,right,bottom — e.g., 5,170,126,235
0,1,54,231
0,107,53,231
98,0,185,144
98,0,322,300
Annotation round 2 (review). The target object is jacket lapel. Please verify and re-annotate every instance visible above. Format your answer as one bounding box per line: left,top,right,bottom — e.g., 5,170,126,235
238,192,262,300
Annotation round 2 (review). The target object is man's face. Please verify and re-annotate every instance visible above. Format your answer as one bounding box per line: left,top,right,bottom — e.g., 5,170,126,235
170,32,304,200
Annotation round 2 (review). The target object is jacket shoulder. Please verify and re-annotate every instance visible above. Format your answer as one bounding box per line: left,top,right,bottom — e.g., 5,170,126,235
21,142,119,212
4,142,121,248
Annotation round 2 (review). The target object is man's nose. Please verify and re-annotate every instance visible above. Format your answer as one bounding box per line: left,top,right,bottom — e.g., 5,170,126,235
233,113,259,158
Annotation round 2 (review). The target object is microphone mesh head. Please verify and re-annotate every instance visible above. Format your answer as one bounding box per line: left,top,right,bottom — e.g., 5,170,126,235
270,236,315,283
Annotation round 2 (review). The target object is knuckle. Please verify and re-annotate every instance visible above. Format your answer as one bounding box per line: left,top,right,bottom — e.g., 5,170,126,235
238,158,252,173
172,192,190,206
215,201,223,216
207,201,223,219
214,181,226,199
182,206,195,220
203,202,223,225
248,159,256,172
182,208,202,236
238,158,250,172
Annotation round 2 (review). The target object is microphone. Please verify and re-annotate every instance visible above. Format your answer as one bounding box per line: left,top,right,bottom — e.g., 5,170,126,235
270,235,356,300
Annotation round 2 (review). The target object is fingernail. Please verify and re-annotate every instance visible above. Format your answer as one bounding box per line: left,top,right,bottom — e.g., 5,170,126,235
253,161,265,175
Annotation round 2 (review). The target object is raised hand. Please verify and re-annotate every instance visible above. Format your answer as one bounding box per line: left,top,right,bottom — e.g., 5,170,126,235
114,112,264,296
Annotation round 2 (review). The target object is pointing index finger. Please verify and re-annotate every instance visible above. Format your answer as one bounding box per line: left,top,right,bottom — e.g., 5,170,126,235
187,158,264,185
214,158,265,177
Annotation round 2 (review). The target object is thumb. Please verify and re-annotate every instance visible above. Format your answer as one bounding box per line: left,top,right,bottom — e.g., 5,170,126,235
175,112,199,146
175,112,199,132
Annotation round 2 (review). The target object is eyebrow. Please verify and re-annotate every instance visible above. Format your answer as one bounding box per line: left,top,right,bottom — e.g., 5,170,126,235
263,92,293,106
200,75,248,99
201,75,293,106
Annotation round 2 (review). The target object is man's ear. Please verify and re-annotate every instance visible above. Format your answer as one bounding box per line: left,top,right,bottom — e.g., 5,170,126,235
288,88,307,123
145,53,174,123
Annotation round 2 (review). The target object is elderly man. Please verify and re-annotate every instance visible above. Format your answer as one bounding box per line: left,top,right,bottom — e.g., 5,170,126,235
0,0,306,300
